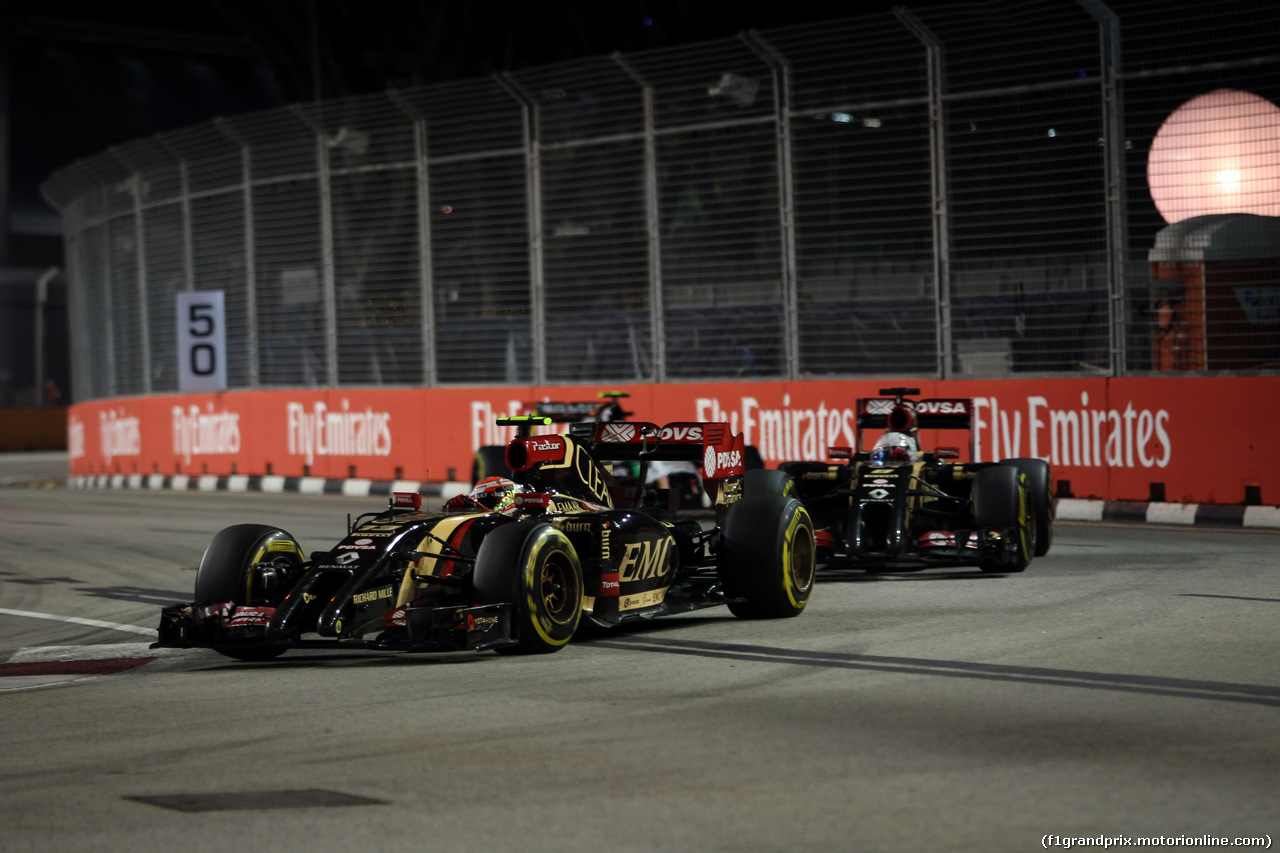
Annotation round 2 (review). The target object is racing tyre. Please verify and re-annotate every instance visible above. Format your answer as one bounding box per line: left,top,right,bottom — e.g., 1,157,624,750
1002,458,1054,556
743,468,796,498
744,445,765,471
472,521,584,654
195,524,303,660
972,466,1032,574
718,493,815,618
471,445,513,485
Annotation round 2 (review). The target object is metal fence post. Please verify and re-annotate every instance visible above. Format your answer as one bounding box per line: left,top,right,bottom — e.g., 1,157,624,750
495,73,546,386
95,182,117,398
154,138,195,296
612,53,666,383
895,6,951,379
214,118,260,388
34,266,59,406
109,148,151,395
743,31,799,381
290,104,340,387
387,91,436,387
1077,0,1128,376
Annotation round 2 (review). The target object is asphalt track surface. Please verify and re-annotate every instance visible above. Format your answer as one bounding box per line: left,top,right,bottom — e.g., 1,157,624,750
1,476,1277,852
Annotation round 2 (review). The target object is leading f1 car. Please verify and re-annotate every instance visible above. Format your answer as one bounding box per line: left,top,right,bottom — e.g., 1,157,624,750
156,417,815,660
778,388,1054,574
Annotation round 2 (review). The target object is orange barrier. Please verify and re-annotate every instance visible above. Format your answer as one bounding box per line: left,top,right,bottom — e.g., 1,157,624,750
66,377,1279,505
0,407,68,451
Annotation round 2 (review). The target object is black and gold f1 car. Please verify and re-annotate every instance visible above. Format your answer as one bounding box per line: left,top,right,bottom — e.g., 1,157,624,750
471,391,633,483
156,417,815,660
471,391,763,509
778,388,1053,574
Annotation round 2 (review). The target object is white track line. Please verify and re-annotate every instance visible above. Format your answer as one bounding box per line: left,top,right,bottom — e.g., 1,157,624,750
0,608,157,637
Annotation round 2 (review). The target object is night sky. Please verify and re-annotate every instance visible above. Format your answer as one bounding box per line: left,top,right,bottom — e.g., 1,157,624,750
7,1,891,238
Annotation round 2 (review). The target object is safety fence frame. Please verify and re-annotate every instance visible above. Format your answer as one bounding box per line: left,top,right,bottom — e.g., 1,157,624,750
39,0,1280,405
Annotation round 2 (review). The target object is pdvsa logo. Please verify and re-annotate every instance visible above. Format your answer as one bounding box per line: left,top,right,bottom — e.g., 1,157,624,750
703,446,742,478
659,425,703,441
916,400,969,414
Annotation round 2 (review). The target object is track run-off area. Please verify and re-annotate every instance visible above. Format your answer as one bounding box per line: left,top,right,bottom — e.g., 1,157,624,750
1,483,1276,853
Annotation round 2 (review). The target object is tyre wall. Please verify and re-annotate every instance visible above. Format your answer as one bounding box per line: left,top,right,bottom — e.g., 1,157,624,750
65,376,1279,506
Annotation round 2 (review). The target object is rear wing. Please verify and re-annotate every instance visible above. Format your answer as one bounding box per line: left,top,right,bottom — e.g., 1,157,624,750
504,420,745,507
574,421,743,474
856,398,974,431
853,393,975,460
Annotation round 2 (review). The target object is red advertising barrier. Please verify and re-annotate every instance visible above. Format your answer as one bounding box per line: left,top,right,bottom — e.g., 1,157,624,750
67,377,1280,505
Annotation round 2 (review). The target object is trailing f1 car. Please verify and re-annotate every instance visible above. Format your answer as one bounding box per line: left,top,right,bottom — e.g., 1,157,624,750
471,391,633,483
778,388,1054,574
471,391,763,508
156,417,815,660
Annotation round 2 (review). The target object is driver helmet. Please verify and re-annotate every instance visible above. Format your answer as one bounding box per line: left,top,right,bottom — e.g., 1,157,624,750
468,476,519,511
869,431,919,466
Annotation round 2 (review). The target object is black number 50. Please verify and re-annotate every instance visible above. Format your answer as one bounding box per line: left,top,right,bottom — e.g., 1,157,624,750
188,303,217,375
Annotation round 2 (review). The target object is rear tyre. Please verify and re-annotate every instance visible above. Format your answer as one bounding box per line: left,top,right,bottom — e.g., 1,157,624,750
743,445,765,471
1003,458,1054,556
718,493,815,618
472,445,513,485
972,466,1032,574
472,521,583,654
743,468,795,498
195,524,303,660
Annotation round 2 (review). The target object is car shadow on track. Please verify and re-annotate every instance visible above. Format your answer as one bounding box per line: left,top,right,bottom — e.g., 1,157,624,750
192,615,736,671
816,567,1009,583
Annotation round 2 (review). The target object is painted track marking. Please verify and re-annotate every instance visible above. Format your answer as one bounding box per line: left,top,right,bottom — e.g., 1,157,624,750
0,607,157,637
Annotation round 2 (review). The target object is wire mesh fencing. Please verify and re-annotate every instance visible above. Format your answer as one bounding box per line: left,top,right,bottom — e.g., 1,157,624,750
40,0,1280,404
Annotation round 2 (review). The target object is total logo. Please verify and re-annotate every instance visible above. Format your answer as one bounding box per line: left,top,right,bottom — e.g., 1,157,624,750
703,446,742,478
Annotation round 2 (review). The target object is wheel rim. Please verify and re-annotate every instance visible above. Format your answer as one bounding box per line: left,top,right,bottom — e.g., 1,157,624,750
540,551,580,625
790,524,816,592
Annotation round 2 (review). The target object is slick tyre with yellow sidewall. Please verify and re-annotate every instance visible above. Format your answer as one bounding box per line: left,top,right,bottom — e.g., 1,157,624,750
1001,457,1054,557
972,466,1033,573
195,524,304,660
472,520,584,654
717,492,816,618
742,467,796,499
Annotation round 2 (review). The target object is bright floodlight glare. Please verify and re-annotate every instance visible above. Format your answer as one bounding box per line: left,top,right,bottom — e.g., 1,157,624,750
1147,88,1280,224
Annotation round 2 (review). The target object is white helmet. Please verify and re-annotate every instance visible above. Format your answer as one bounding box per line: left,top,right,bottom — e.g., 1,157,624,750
870,432,918,466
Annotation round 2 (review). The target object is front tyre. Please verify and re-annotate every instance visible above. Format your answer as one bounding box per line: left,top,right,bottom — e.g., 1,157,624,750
718,493,816,618
972,466,1032,574
1002,458,1054,556
472,521,584,654
195,524,303,660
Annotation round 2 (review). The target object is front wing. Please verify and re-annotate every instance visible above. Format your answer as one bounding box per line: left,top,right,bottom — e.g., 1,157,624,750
155,599,517,654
